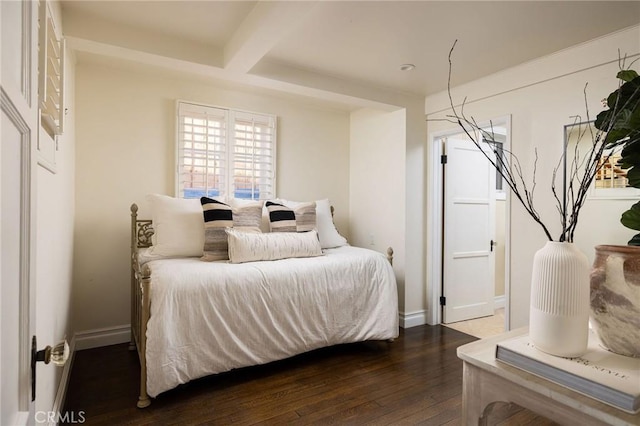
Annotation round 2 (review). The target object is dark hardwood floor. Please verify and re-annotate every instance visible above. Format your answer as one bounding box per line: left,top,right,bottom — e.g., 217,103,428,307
62,325,554,425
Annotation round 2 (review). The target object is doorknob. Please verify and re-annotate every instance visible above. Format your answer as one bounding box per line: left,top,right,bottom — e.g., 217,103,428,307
31,336,70,401
490,239,496,252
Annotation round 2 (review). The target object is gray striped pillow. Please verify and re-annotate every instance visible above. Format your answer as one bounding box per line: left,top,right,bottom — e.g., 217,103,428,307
200,197,262,261
266,201,316,233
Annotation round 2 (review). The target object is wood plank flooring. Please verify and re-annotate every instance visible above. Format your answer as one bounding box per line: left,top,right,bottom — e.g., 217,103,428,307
62,325,556,425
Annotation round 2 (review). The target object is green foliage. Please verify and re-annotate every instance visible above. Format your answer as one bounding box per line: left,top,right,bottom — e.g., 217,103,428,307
628,234,640,246
595,70,640,245
621,201,640,231
622,202,640,246
617,69,639,82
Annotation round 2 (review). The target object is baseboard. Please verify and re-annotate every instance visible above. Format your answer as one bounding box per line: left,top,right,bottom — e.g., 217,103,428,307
495,295,506,310
399,310,428,328
74,325,131,351
50,337,76,426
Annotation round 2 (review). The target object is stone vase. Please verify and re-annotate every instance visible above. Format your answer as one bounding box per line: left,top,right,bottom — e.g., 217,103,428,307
529,242,590,357
590,245,640,358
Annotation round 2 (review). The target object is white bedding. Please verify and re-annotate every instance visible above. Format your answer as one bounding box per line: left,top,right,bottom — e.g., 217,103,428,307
144,245,399,398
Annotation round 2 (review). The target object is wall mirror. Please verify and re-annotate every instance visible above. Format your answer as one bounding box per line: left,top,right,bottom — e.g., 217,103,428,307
563,120,640,200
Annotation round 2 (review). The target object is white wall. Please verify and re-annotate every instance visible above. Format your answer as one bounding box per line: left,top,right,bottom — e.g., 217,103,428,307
348,104,428,326
426,26,640,328
34,0,76,415
403,101,430,325
350,108,406,311
72,58,351,333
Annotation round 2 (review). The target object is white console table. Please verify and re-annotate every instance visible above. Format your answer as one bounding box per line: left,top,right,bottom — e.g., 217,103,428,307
456,328,639,426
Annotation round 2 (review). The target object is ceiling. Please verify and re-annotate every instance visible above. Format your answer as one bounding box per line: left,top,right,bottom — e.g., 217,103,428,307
61,1,640,108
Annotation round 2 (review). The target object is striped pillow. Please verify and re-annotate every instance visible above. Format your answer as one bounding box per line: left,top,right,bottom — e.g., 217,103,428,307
266,201,316,233
200,197,262,261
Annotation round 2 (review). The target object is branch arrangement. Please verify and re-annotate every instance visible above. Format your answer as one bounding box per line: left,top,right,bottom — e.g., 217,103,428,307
443,41,639,243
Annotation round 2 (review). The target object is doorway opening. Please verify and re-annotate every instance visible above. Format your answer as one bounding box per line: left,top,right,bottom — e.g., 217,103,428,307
428,116,511,338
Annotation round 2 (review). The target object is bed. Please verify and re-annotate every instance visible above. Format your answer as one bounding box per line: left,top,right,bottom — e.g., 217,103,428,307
129,198,399,408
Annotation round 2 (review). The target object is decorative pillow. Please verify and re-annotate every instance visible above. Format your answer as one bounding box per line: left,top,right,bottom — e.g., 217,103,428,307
232,200,264,229
228,198,270,232
314,199,347,249
279,198,347,249
146,194,204,257
265,201,296,232
226,228,322,264
266,201,316,233
201,197,233,261
200,197,263,261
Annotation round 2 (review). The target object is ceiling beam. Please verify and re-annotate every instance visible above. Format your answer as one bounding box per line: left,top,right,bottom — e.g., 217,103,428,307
223,1,317,73
66,36,410,111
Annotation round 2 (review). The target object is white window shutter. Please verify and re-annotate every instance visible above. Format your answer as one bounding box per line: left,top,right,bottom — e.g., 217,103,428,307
230,111,276,200
177,102,276,200
177,103,228,198
39,1,64,137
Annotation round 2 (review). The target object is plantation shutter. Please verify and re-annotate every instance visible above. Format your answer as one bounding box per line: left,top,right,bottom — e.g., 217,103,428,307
177,102,228,198
231,111,276,200
177,101,276,200
39,1,65,137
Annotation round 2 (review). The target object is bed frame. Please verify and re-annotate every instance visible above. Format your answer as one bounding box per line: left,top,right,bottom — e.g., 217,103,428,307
129,203,394,408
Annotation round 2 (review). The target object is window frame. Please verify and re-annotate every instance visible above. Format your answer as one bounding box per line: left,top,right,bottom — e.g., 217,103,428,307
175,100,277,201
482,132,506,198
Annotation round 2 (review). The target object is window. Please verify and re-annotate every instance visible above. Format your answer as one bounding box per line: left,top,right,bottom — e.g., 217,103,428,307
177,101,276,200
38,0,64,138
482,133,506,194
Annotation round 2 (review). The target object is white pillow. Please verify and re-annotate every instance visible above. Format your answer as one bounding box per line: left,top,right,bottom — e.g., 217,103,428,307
226,228,323,264
280,198,348,249
146,194,204,257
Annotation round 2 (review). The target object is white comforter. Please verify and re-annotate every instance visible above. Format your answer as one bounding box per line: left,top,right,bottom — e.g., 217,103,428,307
144,245,399,398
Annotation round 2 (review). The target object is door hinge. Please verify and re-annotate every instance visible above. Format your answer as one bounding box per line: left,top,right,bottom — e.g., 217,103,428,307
439,296,447,306
441,154,447,164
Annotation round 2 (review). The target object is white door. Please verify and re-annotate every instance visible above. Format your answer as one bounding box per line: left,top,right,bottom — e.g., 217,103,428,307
1,1,38,424
442,133,496,323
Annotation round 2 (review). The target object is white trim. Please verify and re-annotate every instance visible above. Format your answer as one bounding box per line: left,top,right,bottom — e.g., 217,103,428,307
37,123,57,174
22,0,33,105
2,86,35,417
494,295,506,310
399,310,428,328
74,325,130,351
587,187,640,200
49,338,76,426
428,131,445,325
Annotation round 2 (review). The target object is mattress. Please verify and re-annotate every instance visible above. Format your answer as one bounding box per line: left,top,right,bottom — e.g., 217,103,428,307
143,245,399,397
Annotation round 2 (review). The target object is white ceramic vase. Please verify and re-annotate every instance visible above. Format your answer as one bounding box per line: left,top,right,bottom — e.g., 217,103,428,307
529,242,590,357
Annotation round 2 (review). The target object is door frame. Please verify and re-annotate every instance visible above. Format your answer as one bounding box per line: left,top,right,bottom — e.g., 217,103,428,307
427,115,512,329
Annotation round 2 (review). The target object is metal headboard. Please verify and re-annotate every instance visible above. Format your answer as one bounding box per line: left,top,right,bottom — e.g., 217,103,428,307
130,203,154,249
